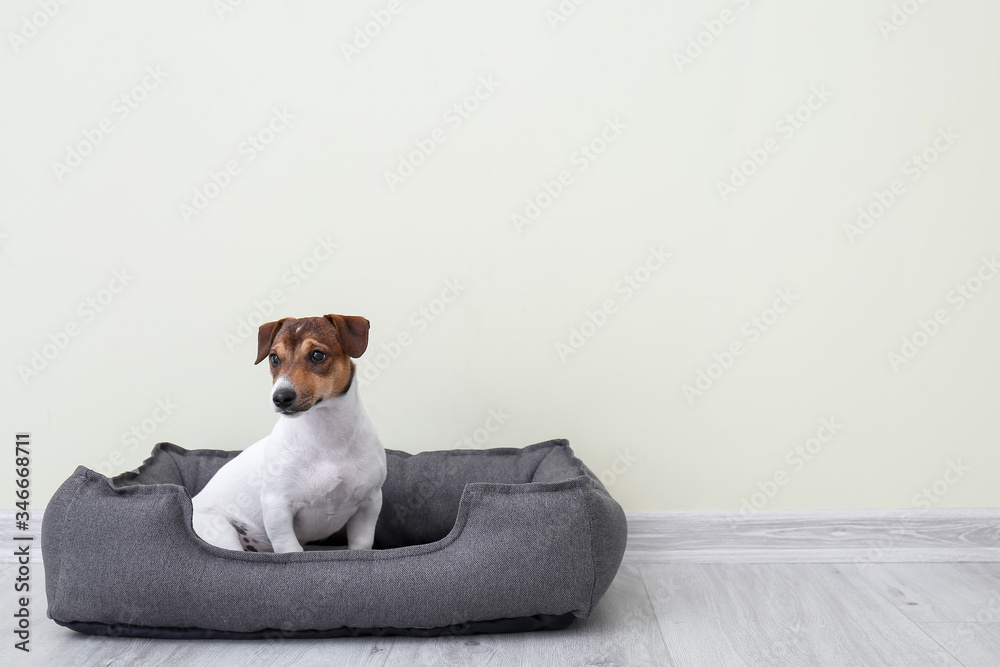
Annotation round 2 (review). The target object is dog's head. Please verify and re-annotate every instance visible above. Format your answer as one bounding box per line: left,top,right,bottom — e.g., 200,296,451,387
254,314,370,416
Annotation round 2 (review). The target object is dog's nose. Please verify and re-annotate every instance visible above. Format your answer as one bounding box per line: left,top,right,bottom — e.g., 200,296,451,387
273,388,297,410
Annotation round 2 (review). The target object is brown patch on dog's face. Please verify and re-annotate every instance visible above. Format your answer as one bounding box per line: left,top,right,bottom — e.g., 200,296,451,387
255,315,369,415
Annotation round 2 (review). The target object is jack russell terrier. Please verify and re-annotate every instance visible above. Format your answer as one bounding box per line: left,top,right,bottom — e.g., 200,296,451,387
191,314,386,553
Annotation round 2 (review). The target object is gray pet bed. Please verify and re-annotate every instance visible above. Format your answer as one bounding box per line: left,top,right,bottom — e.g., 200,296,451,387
42,439,627,639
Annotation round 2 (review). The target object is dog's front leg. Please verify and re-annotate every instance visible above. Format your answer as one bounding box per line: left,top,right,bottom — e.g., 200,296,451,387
261,492,303,553
346,489,382,550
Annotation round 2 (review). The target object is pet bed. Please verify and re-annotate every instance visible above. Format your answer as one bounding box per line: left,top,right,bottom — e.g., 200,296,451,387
42,439,627,638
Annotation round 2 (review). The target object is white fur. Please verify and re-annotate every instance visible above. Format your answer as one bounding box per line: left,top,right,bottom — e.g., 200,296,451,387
191,372,386,553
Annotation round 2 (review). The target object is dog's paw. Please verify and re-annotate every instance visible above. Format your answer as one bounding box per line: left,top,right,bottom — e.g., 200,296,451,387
239,536,273,553
232,521,275,552
267,534,304,553
271,542,304,553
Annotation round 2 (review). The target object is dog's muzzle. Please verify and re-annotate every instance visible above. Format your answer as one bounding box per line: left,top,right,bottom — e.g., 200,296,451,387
273,387,296,411
271,386,318,416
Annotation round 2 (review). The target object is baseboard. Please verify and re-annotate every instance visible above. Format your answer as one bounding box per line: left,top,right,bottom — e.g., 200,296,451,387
4,509,999,565
624,509,1000,564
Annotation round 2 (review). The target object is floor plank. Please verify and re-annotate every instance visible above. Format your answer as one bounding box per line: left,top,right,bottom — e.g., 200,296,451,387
640,563,962,666
918,623,1000,667
847,562,1000,623
382,565,672,667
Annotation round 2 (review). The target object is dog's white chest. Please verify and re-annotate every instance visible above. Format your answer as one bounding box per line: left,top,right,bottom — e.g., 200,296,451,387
290,458,380,542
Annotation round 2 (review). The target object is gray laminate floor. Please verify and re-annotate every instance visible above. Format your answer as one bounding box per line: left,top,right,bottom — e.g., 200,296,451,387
5,559,1000,666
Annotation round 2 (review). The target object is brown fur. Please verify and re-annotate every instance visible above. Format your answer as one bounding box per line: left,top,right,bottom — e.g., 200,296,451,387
254,314,370,414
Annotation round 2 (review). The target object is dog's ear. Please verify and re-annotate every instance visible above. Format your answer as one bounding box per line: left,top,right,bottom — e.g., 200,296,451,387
325,314,370,358
255,318,288,365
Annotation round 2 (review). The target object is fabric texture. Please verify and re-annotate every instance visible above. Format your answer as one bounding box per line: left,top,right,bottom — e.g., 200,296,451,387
42,439,627,637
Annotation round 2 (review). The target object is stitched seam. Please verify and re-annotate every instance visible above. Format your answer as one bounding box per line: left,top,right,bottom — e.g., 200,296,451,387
529,441,562,482
167,445,186,489
49,471,86,620
385,439,561,460
582,485,598,617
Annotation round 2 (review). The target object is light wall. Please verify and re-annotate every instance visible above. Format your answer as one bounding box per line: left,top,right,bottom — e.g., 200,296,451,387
3,0,999,512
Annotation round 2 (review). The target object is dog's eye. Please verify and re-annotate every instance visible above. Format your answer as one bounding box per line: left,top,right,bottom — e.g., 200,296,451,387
310,350,328,363
270,353,279,366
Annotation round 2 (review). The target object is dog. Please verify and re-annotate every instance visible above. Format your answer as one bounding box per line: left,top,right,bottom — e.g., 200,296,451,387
191,314,386,553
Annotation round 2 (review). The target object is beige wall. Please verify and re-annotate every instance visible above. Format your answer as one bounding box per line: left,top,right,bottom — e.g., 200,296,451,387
3,1,999,512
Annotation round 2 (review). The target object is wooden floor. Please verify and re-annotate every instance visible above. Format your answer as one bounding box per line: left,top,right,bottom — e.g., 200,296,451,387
4,511,1000,666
